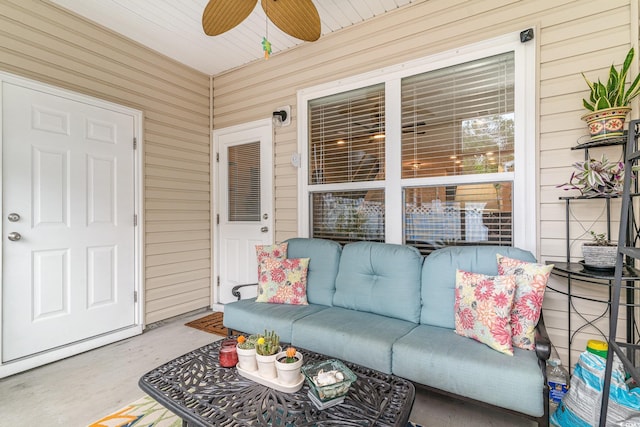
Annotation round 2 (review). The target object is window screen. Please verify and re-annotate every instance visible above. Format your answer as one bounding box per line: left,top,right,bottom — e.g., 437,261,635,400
309,84,385,185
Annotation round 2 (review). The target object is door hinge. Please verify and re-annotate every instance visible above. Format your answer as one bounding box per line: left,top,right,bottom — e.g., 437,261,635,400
134,290,138,303
134,214,138,226
216,214,219,225
216,153,219,162
217,276,220,287
133,137,137,150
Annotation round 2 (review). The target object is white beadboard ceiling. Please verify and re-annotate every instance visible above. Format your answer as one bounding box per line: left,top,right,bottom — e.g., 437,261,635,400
49,0,421,76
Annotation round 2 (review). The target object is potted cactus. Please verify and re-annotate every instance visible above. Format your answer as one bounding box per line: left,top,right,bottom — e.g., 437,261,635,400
255,330,281,379
275,346,304,385
236,334,258,371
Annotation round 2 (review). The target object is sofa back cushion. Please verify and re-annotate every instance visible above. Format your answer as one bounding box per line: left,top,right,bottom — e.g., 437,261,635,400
285,238,342,306
333,241,423,323
421,245,536,329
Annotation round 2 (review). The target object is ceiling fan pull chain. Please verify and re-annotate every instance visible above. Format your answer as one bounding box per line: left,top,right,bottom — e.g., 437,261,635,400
262,0,272,59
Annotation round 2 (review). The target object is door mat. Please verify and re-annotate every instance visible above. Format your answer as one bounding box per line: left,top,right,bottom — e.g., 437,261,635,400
89,394,424,427
185,311,228,337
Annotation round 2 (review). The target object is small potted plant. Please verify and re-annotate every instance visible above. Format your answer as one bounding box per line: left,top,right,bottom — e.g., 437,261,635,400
557,154,625,197
255,329,281,379
581,47,640,141
275,346,303,385
236,334,258,372
582,231,618,269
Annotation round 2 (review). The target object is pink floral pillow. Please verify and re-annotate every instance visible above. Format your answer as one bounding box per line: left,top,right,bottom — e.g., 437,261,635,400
454,270,516,355
256,257,310,305
255,243,288,277
497,254,554,350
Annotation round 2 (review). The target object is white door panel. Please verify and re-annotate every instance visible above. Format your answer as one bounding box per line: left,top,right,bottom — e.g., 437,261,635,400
215,121,273,304
2,81,136,362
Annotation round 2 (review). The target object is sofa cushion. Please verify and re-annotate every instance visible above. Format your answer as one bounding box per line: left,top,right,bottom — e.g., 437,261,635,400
223,298,327,343
421,246,536,329
285,238,342,306
291,307,417,373
454,270,516,355
497,254,554,350
256,257,310,305
333,241,423,323
392,324,544,417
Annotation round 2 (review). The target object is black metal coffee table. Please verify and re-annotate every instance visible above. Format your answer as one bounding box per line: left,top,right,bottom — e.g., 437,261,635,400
139,339,415,426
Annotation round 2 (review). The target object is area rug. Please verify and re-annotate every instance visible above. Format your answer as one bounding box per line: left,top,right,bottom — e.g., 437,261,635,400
90,395,424,426
184,311,228,337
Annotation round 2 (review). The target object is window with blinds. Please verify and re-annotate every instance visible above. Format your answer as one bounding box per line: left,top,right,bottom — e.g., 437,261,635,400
311,190,385,244
308,84,385,185
401,52,514,178
303,43,523,253
228,141,260,222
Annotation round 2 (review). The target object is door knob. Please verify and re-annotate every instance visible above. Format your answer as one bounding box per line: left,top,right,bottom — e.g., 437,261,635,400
8,232,21,241
260,226,268,233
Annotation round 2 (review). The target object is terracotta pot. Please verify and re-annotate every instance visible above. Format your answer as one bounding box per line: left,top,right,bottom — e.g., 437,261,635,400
275,351,303,385
581,107,631,141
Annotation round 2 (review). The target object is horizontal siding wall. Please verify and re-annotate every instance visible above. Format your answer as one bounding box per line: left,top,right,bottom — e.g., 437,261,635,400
0,0,212,325
213,0,639,369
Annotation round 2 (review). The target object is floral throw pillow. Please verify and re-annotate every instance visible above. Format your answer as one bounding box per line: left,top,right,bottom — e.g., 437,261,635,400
497,254,554,350
256,257,310,305
255,242,288,277
454,270,516,356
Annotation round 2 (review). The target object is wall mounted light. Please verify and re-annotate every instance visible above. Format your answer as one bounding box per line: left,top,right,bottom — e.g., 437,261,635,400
272,105,291,126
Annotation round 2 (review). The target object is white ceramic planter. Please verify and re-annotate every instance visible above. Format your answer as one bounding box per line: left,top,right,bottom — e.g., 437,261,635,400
255,349,280,379
275,351,303,385
236,345,257,372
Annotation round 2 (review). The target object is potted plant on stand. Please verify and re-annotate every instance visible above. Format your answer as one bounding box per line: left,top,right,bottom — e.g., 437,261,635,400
581,47,640,141
557,154,626,197
275,346,303,385
582,231,618,270
255,330,281,379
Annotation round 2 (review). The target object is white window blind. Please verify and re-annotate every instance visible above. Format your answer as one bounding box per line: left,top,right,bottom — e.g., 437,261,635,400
308,84,385,185
401,52,514,178
228,141,260,222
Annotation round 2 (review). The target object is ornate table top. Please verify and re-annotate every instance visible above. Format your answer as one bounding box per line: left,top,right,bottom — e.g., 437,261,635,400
139,339,415,426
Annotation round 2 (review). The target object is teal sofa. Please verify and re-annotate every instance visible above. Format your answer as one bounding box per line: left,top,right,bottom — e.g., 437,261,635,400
224,237,551,426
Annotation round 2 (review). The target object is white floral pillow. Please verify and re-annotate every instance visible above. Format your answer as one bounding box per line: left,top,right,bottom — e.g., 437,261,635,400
454,269,516,355
256,258,310,305
497,254,553,350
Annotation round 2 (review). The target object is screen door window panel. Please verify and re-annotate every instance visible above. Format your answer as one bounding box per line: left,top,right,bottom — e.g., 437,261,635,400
228,142,260,222
401,52,515,179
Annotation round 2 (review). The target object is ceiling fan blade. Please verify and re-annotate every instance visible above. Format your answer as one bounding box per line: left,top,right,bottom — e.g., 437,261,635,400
261,0,321,42
202,0,257,36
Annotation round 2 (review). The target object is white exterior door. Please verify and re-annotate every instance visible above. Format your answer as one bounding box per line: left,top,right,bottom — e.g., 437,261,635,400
1,77,140,365
215,120,273,304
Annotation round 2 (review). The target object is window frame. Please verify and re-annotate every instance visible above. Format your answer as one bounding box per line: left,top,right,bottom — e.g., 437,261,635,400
297,31,537,254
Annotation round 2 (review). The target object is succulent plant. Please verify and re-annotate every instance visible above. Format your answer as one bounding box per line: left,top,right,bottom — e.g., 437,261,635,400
236,334,257,350
255,329,280,356
582,48,640,111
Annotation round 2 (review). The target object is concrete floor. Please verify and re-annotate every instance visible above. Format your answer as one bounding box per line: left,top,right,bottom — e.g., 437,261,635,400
0,310,536,426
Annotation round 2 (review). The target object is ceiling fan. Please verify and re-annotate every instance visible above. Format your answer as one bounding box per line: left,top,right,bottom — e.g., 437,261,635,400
202,0,321,42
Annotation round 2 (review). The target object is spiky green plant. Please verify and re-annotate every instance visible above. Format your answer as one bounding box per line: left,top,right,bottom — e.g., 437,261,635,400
582,48,640,111
255,330,280,356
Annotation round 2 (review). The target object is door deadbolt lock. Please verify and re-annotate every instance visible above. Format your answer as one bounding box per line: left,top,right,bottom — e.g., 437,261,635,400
260,226,268,233
7,213,20,222
263,213,269,220
8,232,21,241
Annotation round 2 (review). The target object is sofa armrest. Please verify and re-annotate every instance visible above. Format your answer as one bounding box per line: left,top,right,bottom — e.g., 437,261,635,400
231,283,257,300
534,312,551,362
